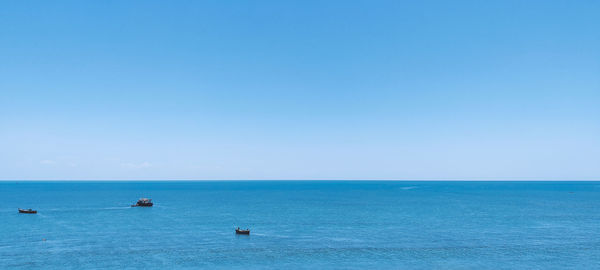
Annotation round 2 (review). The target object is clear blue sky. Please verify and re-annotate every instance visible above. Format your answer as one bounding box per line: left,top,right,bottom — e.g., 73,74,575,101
1,0,598,180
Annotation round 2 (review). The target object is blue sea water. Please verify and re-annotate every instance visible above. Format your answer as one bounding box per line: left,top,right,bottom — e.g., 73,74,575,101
0,181,599,269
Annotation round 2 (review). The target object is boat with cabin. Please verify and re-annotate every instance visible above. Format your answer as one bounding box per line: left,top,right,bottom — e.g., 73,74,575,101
131,198,153,207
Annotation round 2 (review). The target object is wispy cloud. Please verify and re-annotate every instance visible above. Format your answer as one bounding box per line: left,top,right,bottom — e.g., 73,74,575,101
121,162,152,169
40,160,55,165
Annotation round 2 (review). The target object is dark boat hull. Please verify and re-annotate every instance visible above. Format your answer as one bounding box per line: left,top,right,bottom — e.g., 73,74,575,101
235,229,250,235
18,209,37,214
131,203,153,207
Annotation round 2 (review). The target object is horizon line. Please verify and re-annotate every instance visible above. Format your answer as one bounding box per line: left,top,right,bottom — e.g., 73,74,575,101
1,179,599,182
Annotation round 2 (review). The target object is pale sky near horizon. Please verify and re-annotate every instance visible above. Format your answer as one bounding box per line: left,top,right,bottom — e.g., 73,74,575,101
1,0,599,180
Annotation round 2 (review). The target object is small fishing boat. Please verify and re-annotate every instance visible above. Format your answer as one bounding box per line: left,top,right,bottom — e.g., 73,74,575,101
18,208,37,214
131,198,153,207
235,228,250,235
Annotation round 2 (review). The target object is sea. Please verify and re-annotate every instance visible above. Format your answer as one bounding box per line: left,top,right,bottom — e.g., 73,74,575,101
0,181,599,269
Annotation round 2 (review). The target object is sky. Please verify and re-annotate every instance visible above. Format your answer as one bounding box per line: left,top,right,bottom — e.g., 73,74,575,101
0,0,598,180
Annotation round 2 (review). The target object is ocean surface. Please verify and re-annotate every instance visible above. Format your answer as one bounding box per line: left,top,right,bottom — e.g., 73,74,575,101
0,181,599,269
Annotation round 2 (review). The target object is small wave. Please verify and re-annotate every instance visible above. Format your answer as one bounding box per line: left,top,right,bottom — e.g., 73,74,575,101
100,206,130,210
250,233,291,238
325,237,364,242
401,186,418,190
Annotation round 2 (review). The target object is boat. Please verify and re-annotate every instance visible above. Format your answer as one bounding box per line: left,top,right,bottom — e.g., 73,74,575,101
131,198,153,207
235,228,250,235
18,208,37,214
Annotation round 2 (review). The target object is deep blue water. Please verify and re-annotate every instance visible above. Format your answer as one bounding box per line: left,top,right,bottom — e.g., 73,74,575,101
0,181,599,269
